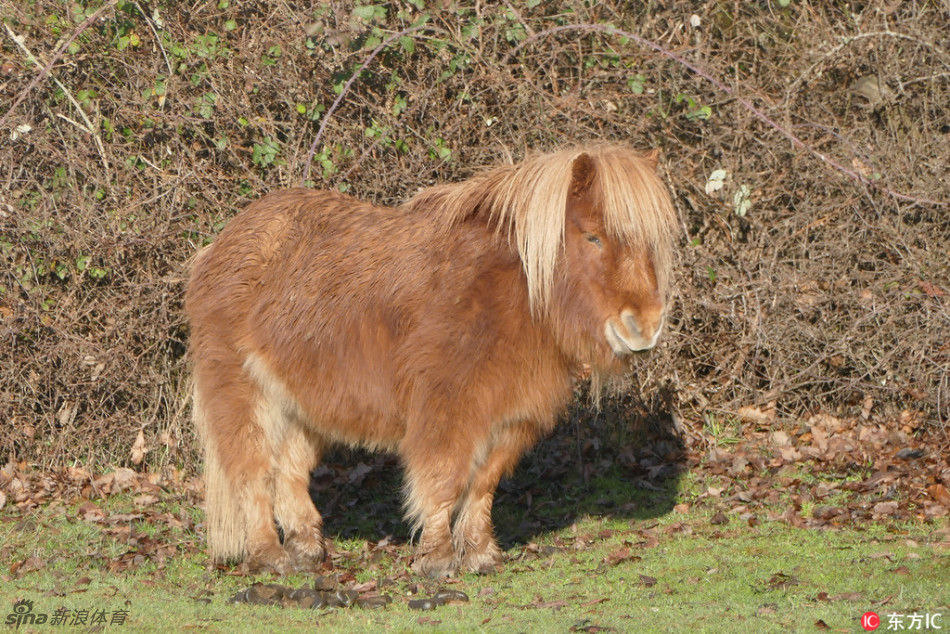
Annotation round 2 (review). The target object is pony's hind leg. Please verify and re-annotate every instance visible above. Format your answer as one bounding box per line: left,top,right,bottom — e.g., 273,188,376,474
273,423,326,571
238,391,295,574
453,422,540,574
194,354,292,574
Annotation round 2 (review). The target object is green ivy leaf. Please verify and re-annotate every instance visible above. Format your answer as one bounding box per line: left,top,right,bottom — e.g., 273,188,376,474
353,5,385,21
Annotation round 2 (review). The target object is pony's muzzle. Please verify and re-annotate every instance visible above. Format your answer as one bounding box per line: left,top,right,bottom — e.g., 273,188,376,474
605,310,664,355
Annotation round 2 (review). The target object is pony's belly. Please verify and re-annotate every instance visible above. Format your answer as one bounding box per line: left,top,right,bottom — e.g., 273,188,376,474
298,405,405,453
244,350,405,452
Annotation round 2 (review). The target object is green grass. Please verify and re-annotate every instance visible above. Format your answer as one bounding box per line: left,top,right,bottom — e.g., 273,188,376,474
2,490,948,632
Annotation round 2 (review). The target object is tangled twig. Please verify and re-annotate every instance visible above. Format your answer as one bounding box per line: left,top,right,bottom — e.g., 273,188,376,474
5,24,111,175
299,24,430,186
511,23,945,208
0,0,120,131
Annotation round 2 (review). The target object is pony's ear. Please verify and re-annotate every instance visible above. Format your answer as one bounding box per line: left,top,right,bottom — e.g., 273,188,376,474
570,153,596,197
642,148,660,169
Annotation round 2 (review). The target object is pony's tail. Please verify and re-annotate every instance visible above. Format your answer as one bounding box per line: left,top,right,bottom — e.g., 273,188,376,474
193,382,247,563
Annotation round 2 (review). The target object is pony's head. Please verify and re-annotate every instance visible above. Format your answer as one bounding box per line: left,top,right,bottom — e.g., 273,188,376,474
409,144,677,372
482,144,677,371
555,146,676,369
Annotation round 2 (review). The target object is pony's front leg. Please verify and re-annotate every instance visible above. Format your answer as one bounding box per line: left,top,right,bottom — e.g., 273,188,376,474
412,504,457,577
453,422,540,574
401,426,472,578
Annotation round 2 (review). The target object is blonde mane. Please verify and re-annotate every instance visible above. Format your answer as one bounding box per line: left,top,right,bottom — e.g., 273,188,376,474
402,144,678,315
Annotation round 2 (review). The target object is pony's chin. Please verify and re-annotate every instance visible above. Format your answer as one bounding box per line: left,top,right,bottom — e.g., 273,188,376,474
604,319,660,355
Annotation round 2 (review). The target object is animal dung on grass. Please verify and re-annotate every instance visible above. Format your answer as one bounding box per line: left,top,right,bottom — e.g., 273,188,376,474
185,144,677,577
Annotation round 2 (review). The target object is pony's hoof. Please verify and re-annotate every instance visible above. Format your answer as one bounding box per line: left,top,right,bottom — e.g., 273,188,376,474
285,531,326,572
460,546,503,574
411,552,458,578
247,544,294,576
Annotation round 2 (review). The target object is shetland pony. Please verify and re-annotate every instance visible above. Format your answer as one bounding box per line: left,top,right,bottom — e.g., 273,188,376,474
185,144,677,577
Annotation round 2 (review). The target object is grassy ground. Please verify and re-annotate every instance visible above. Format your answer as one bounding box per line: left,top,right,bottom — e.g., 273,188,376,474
2,474,947,633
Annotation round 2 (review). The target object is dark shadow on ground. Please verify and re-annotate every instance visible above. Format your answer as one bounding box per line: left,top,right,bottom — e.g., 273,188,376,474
307,389,687,550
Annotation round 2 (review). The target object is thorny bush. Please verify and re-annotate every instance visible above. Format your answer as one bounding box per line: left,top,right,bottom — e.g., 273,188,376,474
1,1,948,469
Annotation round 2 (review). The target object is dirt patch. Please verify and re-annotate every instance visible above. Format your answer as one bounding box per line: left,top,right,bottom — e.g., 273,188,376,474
1,2,948,468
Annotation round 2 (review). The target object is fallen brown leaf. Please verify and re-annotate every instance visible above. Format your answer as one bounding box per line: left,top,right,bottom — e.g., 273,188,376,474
710,512,729,525
130,430,148,466
12,555,46,577
872,501,899,517
350,580,377,593
77,500,106,522
737,406,774,424
532,598,569,610
919,281,947,297
603,546,639,567
770,431,791,447
766,573,800,590
928,484,950,505
133,494,159,507
925,504,948,519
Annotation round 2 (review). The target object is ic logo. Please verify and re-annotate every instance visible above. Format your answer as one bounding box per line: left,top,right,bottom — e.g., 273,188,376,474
862,611,881,631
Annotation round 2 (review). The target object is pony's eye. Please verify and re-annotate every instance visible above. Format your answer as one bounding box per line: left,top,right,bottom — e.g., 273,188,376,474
585,233,603,248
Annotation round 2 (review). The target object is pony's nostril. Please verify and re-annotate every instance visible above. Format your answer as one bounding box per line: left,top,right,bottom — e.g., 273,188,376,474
621,310,663,343
622,312,641,337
